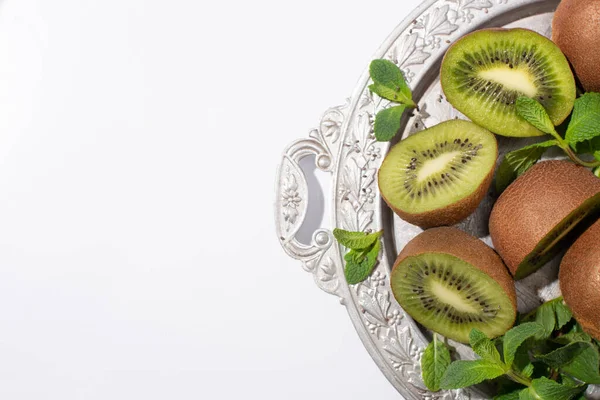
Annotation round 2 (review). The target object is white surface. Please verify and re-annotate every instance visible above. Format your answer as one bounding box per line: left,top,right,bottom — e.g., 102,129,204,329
0,0,421,398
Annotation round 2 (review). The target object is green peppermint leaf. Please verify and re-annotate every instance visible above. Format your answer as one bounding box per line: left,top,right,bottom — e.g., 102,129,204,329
369,59,413,106
470,329,502,364
565,93,600,146
333,228,382,250
421,334,451,392
535,342,588,369
440,360,507,389
344,240,380,285
553,331,592,345
554,300,573,330
525,377,586,400
595,166,600,178
374,105,407,142
369,83,414,105
495,140,558,193
518,388,537,400
513,345,535,378
503,323,546,367
560,343,600,384
516,97,556,135
495,391,522,400
532,301,558,339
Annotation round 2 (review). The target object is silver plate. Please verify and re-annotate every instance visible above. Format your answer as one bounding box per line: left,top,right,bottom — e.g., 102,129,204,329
275,0,599,398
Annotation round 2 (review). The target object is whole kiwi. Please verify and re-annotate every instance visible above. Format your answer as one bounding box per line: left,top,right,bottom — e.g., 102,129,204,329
489,160,600,279
552,0,600,92
559,220,600,340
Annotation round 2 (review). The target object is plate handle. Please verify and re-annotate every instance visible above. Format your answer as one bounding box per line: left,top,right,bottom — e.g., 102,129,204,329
275,102,349,298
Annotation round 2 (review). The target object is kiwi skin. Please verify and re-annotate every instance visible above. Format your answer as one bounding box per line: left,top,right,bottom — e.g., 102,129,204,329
560,220,600,341
393,227,517,327
553,0,600,92
489,160,600,279
381,165,495,229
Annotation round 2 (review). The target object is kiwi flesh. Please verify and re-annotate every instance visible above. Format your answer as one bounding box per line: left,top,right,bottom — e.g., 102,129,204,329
441,28,576,137
391,227,517,343
378,120,497,229
560,220,600,341
489,160,600,280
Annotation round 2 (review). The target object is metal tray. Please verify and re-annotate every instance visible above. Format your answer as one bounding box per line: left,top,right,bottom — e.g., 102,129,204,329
275,0,598,398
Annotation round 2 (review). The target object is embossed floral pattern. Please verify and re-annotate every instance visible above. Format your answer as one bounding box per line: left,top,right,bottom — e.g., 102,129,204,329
282,172,301,230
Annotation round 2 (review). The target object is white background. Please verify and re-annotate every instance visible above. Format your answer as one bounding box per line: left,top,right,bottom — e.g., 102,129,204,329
0,0,421,398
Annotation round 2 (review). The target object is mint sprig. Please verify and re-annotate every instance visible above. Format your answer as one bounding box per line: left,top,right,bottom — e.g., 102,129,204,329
421,334,451,392
498,95,600,192
333,228,382,284
368,59,416,142
420,298,600,398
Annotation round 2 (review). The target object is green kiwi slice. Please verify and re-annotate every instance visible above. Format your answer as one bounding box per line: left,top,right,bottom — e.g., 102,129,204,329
378,120,497,228
392,253,516,343
441,28,576,137
391,228,517,343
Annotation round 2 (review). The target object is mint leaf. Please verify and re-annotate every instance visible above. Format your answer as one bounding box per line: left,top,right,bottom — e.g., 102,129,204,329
421,334,451,392
369,83,413,105
344,239,380,284
333,228,382,250
495,391,522,400
374,105,407,142
565,93,600,146
518,388,537,400
527,377,586,400
516,97,556,135
369,59,413,106
554,300,573,330
535,342,588,369
554,331,592,345
561,343,600,384
495,140,558,193
470,329,502,364
532,301,557,339
513,346,535,378
440,360,507,389
503,323,546,367
595,166,600,178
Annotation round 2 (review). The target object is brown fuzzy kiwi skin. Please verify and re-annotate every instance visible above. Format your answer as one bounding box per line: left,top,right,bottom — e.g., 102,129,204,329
552,0,600,92
393,227,517,314
379,145,496,229
489,160,600,277
560,220,600,341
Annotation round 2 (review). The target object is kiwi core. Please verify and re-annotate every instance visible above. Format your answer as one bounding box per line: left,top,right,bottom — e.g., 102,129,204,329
429,280,479,313
417,151,461,182
478,68,537,97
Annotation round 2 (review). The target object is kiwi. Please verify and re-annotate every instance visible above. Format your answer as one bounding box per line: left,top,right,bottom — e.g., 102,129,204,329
378,120,497,229
553,0,600,92
441,28,576,137
489,160,600,280
560,220,600,341
390,227,516,343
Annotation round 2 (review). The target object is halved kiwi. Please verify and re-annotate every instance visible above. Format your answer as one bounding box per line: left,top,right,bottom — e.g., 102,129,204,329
391,227,517,343
441,28,576,137
489,160,600,280
378,120,497,228
560,220,600,340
